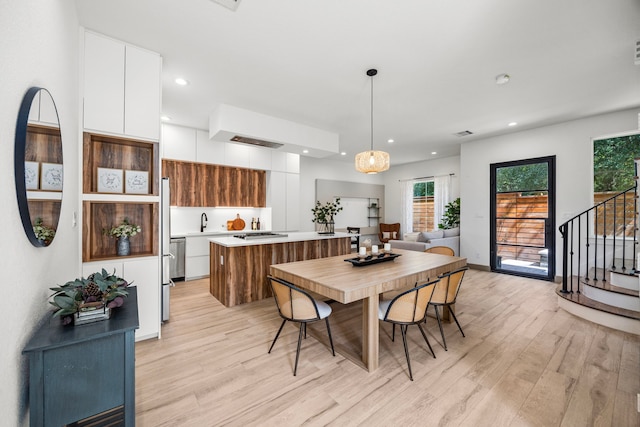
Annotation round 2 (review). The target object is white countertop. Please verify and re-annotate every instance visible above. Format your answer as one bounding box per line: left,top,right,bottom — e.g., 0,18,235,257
172,230,275,238
209,231,351,247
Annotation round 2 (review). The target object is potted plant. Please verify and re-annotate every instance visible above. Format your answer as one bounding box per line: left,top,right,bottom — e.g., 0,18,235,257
311,198,343,234
49,269,130,325
33,217,56,245
104,217,141,256
438,198,460,229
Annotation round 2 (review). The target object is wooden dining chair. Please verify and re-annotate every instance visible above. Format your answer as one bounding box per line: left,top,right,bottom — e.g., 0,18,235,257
429,267,468,351
267,275,335,376
378,279,439,380
424,246,455,256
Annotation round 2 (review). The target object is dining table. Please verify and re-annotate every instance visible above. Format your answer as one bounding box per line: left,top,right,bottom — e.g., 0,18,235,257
269,248,467,372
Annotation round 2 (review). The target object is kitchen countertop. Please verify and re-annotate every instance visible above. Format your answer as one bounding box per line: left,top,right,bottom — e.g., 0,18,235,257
172,230,275,238
209,231,351,247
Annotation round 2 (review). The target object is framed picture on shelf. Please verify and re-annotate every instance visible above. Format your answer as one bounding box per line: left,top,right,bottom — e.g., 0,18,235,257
125,170,149,194
40,163,63,191
24,161,39,190
97,167,123,193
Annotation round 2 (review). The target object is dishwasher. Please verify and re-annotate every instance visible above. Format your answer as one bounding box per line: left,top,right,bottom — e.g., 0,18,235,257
169,237,185,281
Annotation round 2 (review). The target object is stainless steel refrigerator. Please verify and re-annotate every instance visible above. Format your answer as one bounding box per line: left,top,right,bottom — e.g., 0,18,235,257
161,177,174,322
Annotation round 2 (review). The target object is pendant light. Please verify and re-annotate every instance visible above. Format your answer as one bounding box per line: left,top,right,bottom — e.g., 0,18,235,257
355,68,390,174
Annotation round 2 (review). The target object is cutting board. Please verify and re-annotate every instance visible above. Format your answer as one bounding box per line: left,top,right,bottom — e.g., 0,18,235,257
231,214,245,230
226,220,234,231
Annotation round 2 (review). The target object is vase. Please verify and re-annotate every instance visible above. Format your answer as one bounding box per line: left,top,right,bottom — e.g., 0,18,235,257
117,236,130,256
318,221,335,234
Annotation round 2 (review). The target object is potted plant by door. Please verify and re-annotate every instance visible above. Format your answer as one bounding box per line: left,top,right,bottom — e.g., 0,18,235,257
311,198,343,234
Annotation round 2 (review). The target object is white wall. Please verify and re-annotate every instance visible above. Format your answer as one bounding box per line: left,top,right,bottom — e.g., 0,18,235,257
0,1,80,424
460,108,640,270
381,155,461,224
298,156,383,231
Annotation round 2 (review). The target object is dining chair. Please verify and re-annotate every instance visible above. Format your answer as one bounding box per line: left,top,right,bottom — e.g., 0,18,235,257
347,226,360,252
378,279,439,381
424,245,455,256
429,267,468,351
379,223,401,243
267,275,335,376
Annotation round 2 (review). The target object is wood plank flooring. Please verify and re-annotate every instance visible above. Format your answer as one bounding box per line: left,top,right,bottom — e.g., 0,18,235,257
135,269,639,426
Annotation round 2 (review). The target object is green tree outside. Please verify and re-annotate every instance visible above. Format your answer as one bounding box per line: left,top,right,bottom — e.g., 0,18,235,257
593,134,640,192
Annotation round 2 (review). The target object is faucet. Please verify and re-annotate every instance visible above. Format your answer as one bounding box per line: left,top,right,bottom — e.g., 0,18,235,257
200,212,208,232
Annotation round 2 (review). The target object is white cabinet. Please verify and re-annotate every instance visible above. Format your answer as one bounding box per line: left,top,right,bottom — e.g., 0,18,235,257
83,32,125,135
196,130,225,164
225,142,250,168
83,257,160,341
162,124,197,161
124,45,161,140
249,146,272,170
268,172,299,231
83,31,161,141
271,151,287,172
286,153,300,173
185,235,211,280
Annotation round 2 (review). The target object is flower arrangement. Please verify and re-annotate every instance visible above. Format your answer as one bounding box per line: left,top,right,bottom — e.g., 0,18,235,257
104,217,141,238
33,217,56,244
49,269,130,325
311,198,343,224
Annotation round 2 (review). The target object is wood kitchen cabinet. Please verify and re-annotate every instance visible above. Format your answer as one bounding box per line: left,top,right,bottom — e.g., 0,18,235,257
162,159,266,207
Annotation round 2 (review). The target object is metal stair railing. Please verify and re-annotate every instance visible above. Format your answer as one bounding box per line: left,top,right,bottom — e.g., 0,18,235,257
559,183,638,294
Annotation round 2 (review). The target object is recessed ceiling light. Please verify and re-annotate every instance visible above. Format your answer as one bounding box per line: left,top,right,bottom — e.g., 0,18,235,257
431,151,437,155
161,115,171,121
302,149,309,154
508,122,518,127
175,77,189,86
387,139,394,143
495,73,510,85
340,152,346,156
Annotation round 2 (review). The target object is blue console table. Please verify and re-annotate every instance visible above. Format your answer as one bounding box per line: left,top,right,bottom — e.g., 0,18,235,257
23,287,139,427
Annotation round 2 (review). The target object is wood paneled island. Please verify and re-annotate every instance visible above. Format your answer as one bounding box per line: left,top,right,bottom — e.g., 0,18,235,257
209,232,351,307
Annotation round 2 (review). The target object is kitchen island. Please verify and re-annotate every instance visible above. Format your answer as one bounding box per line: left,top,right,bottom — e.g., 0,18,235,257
209,232,351,307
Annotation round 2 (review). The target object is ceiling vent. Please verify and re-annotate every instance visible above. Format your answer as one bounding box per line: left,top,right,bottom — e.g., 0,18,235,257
454,130,474,137
230,135,284,149
635,40,640,65
210,0,241,11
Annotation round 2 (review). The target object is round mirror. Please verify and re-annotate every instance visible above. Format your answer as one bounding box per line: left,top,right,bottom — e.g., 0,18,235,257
15,87,63,247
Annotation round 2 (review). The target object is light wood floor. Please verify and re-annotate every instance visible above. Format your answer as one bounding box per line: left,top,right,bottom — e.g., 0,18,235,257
135,270,639,426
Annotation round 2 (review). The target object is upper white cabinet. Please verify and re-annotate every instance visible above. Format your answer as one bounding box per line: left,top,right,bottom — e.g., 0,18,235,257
196,130,225,164
162,124,197,161
224,143,250,168
249,146,272,170
83,31,161,141
286,153,300,173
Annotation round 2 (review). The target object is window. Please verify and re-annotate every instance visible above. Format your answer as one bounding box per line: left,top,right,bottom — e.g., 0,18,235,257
412,180,434,231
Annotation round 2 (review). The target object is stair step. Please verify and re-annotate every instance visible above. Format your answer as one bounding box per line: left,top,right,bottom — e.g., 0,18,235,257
557,281,640,322
610,257,637,273
585,268,639,297
610,270,640,290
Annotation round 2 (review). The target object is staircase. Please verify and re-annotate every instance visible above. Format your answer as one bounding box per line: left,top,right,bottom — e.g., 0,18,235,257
558,181,640,335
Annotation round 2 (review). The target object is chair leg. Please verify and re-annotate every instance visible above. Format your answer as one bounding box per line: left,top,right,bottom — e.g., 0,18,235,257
325,318,336,356
448,306,465,337
417,323,436,358
433,305,448,351
392,323,396,342
268,319,287,353
400,325,413,381
294,322,304,376
304,323,307,339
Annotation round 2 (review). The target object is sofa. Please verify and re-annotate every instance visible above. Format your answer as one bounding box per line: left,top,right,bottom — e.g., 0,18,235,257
389,227,460,256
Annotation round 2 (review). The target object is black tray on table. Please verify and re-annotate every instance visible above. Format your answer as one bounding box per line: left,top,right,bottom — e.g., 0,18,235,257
344,252,401,266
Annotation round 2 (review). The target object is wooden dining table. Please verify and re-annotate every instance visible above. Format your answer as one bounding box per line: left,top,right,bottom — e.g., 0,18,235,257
269,248,467,372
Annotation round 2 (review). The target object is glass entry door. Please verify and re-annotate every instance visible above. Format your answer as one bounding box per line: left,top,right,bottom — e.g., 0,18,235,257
490,156,556,280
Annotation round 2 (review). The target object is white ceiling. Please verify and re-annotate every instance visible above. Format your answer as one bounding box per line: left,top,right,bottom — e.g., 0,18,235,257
74,0,640,166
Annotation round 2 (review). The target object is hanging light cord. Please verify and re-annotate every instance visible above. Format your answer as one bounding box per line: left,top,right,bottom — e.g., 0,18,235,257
370,74,374,152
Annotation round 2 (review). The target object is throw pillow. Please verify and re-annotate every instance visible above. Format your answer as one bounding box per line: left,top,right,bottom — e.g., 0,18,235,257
443,227,459,237
392,231,397,239
416,232,427,242
422,230,444,241
382,231,390,239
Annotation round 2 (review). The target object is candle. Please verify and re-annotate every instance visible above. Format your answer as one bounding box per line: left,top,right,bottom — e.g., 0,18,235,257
384,243,391,252
371,245,379,254
359,247,367,256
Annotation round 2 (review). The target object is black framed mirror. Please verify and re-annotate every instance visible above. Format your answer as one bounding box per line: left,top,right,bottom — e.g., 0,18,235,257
15,87,63,247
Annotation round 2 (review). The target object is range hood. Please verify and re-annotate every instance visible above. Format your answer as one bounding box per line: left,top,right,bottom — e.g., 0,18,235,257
209,104,339,158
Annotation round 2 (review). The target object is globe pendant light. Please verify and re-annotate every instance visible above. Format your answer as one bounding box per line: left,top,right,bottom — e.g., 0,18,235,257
355,68,390,174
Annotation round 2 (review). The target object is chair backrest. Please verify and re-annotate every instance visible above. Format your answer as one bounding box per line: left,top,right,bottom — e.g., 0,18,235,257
425,246,454,256
431,267,468,305
347,227,360,234
268,276,320,322
379,223,401,242
382,279,438,323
